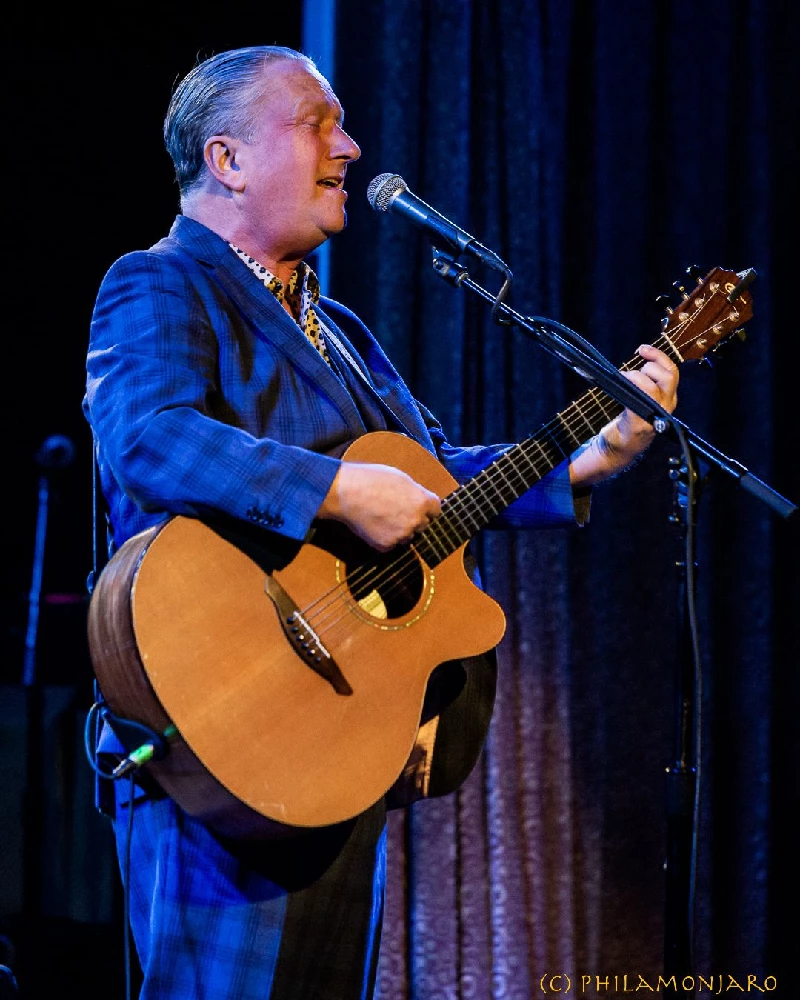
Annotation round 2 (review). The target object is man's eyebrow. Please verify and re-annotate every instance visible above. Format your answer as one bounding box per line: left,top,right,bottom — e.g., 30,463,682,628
297,96,345,124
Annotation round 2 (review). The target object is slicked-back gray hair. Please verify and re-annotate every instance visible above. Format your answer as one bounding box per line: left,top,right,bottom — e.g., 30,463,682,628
163,46,317,197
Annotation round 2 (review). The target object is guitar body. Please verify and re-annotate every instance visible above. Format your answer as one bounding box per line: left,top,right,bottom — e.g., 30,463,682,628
88,431,507,838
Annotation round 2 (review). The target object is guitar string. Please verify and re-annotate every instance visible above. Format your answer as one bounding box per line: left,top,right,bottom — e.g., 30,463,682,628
393,288,728,561
301,307,716,643
304,310,712,635
301,332,661,629
299,303,722,643
338,277,746,627
305,298,703,628
300,380,619,635
299,275,743,639
307,382,620,640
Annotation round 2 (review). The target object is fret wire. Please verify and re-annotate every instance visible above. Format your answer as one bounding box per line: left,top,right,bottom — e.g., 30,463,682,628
484,457,525,509
588,387,616,421
570,396,599,438
419,514,452,562
449,484,485,535
435,405,588,555
430,494,475,550
451,438,552,536
471,446,539,512
541,417,577,457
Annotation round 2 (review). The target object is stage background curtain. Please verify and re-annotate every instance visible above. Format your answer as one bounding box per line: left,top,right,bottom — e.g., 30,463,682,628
325,1,799,995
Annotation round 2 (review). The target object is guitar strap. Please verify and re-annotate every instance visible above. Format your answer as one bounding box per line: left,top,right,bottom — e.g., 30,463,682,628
318,321,368,383
319,319,422,443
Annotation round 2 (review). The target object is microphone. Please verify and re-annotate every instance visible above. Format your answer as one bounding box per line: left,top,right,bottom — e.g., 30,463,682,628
35,434,75,471
366,173,508,271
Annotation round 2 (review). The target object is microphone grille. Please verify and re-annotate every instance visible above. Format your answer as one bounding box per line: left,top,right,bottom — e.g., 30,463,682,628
367,173,407,212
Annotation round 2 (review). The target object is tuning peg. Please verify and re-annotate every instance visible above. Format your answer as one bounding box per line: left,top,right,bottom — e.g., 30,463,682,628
672,281,689,299
685,264,703,281
728,269,757,302
709,327,748,356
714,327,746,349
655,293,672,312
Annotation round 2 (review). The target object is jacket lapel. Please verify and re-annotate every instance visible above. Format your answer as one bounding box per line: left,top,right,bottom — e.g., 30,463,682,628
168,216,370,437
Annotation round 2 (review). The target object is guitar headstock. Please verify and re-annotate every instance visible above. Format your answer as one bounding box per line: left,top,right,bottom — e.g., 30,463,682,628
660,265,755,362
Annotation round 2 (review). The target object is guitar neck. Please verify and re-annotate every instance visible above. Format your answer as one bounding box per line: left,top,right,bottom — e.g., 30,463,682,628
414,337,667,568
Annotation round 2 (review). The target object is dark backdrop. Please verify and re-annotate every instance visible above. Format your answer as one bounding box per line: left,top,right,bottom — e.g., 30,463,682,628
1,27,306,1000
327,1,799,997
2,5,799,998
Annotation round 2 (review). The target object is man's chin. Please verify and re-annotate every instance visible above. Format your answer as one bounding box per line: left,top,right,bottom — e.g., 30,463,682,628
324,210,348,235
302,213,347,254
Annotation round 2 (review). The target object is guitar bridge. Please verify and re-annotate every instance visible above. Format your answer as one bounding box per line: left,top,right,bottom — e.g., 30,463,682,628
264,576,353,695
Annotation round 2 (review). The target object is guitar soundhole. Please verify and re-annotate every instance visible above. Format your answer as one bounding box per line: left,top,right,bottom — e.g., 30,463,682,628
346,545,425,621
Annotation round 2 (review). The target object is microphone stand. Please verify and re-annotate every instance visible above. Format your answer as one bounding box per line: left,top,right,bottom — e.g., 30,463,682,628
19,435,75,992
663,450,703,980
428,247,797,978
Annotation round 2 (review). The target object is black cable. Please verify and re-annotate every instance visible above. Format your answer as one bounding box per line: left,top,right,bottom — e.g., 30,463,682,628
490,265,514,327
83,701,116,780
677,426,703,966
665,422,703,972
88,440,136,997
83,702,151,999
123,772,135,1000
525,313,625,378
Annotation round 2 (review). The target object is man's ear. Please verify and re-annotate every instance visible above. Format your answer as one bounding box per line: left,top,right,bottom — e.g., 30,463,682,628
204,135,246,192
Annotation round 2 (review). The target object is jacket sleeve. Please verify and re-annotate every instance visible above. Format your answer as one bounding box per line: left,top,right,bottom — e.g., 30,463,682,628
84,250,341,547
408,397,591,528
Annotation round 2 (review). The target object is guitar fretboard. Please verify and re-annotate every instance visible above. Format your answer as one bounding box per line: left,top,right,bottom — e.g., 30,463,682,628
413,338,671,568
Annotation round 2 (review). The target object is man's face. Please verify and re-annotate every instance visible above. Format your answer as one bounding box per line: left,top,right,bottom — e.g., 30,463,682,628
232,59,361,262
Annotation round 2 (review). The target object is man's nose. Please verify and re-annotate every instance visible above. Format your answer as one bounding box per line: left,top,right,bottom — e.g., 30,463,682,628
334,125,361,162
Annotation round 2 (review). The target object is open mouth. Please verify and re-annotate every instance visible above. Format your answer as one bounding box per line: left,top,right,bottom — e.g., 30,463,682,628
318,177,343,189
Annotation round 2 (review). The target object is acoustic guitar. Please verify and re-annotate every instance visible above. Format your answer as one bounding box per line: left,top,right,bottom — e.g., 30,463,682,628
87,266,753,838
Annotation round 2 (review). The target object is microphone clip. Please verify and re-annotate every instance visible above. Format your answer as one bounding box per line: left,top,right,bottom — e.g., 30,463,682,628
432,247,471,286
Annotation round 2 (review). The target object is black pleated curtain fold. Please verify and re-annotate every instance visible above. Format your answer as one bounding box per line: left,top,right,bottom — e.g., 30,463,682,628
328,1,799,997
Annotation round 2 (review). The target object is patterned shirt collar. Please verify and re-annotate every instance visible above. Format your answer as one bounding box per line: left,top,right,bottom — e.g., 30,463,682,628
229,245,329,364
